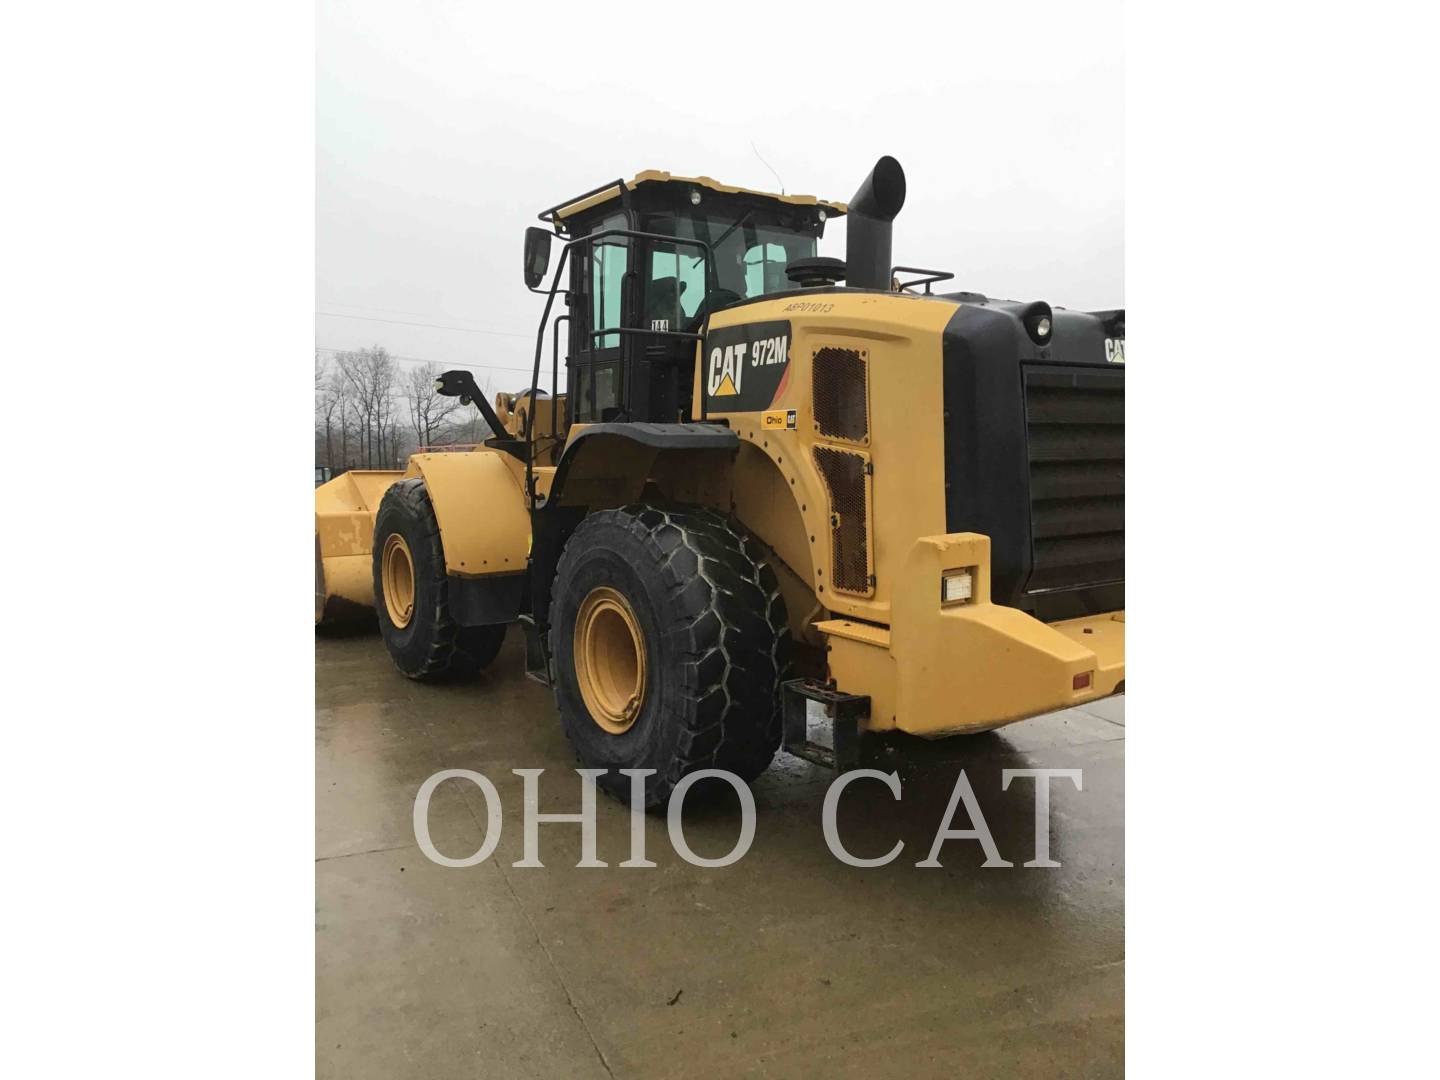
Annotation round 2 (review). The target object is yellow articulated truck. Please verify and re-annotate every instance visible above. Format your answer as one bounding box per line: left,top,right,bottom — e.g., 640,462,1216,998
315,156,1124,806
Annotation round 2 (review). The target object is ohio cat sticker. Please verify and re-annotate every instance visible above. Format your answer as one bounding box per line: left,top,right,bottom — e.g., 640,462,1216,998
704,320,791,412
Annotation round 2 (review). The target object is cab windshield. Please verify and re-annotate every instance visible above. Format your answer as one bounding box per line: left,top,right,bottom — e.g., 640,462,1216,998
643,207,819,328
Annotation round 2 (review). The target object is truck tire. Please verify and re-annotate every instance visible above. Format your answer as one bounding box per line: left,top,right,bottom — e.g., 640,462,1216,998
373,478,506,681
549,505,790,808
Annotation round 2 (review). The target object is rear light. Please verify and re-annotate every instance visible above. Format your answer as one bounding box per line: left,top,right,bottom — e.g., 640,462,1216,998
941,569,973,605
1073,672,1093,691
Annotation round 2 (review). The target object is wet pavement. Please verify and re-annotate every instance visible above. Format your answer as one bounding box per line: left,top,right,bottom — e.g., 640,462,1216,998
317,628,1124,1078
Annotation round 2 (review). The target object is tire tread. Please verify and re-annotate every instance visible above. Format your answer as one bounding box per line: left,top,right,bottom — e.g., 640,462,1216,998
550,504,790,804
374,478,502,681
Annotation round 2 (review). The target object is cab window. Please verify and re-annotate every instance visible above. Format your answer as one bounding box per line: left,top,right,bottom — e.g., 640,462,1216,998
573,211,627,419
644,208,819,317
646,247,705,331
590,215,628,350
745,242,790,298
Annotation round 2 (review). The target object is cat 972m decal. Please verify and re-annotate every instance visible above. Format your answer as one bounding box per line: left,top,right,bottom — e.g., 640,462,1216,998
703,320,791,412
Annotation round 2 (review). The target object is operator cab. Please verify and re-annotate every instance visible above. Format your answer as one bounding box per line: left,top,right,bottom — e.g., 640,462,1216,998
528,172,846,426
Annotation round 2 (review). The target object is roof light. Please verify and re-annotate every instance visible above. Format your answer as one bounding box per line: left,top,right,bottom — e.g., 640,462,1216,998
689,189,702,206
1021,301,1055,345
817,208,827,222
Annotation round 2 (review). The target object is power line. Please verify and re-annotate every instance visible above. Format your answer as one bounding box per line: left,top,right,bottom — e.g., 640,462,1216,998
314,345,547,379
315,310,532,338
320,299,492,323
314,344,433,362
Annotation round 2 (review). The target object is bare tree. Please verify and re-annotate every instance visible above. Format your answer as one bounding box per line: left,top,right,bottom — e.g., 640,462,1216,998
317,348,498,470
338,375,358,469
315,352,348,472
403,362,468,448
335,345,400,468
370,349,400,465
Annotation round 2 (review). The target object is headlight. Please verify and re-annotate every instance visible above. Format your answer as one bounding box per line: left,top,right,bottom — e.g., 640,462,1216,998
941,569,974,605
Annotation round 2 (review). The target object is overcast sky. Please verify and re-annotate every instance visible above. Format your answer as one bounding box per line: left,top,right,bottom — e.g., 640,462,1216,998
317,2,1122,395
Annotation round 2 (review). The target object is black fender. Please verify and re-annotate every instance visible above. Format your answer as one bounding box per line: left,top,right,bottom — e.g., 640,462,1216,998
543,422,739,508
528,423,740,643
447,572,526,627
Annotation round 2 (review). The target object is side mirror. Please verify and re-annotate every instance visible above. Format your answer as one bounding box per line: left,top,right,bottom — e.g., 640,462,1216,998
523,227,552,289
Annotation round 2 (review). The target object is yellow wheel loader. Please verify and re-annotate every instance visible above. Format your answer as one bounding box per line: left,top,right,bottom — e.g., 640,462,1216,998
315,157,1125,806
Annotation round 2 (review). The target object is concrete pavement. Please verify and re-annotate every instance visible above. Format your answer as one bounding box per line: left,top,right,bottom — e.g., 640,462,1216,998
317,628,1124,1077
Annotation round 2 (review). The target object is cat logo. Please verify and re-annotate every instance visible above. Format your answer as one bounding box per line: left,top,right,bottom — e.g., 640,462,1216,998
707,344,745,396
703,320,792,410
1105,337,1126,364
707,333,789,396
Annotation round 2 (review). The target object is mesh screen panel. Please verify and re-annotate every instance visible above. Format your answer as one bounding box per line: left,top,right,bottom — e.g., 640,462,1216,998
814,446,871,594
812,347,869,443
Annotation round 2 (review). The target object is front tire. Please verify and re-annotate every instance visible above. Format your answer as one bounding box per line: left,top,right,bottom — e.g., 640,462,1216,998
549,505,790,808
373,478,505,680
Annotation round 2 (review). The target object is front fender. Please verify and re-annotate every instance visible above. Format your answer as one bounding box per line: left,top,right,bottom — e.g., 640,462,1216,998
405,449,530,577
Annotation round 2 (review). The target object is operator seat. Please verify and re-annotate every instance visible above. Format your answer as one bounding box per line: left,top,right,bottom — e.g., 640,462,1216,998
646,276,686,332
684,287,744,333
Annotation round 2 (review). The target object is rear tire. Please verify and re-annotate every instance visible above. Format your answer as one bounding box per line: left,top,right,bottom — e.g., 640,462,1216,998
549,505,790,808
373,478,505,681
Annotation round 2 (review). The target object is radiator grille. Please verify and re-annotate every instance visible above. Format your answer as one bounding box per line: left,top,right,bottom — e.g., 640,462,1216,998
812,347,869,443
1023,366,1125,593
813,446,873,595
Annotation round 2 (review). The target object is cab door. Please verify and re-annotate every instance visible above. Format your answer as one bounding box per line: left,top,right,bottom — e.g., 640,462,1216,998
570,213,631,422
635,238,707,422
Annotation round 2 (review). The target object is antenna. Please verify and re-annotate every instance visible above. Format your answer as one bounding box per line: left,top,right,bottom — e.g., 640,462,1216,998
751,142,784,194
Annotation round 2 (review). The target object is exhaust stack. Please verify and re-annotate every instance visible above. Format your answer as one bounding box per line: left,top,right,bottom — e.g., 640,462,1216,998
845,156,907,290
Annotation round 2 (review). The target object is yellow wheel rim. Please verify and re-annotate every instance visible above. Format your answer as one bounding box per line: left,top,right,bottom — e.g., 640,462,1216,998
574,586,647,734
381,533,415,629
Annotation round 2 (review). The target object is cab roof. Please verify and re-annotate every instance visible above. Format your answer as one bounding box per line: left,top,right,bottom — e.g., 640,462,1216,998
540,170,848,227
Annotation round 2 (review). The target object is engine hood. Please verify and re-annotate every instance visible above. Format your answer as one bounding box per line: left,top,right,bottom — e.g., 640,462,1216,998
938,292,1125,367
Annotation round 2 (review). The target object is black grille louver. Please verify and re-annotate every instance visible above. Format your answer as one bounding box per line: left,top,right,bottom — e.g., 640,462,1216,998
1023,366,1125,593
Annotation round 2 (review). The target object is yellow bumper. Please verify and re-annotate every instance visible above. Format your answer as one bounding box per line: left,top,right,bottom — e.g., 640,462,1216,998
817,533,1124,736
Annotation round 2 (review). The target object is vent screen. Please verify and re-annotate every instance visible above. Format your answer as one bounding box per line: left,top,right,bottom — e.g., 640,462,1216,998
1023,367,1125,593
812,347,869,443
814,446,873,595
